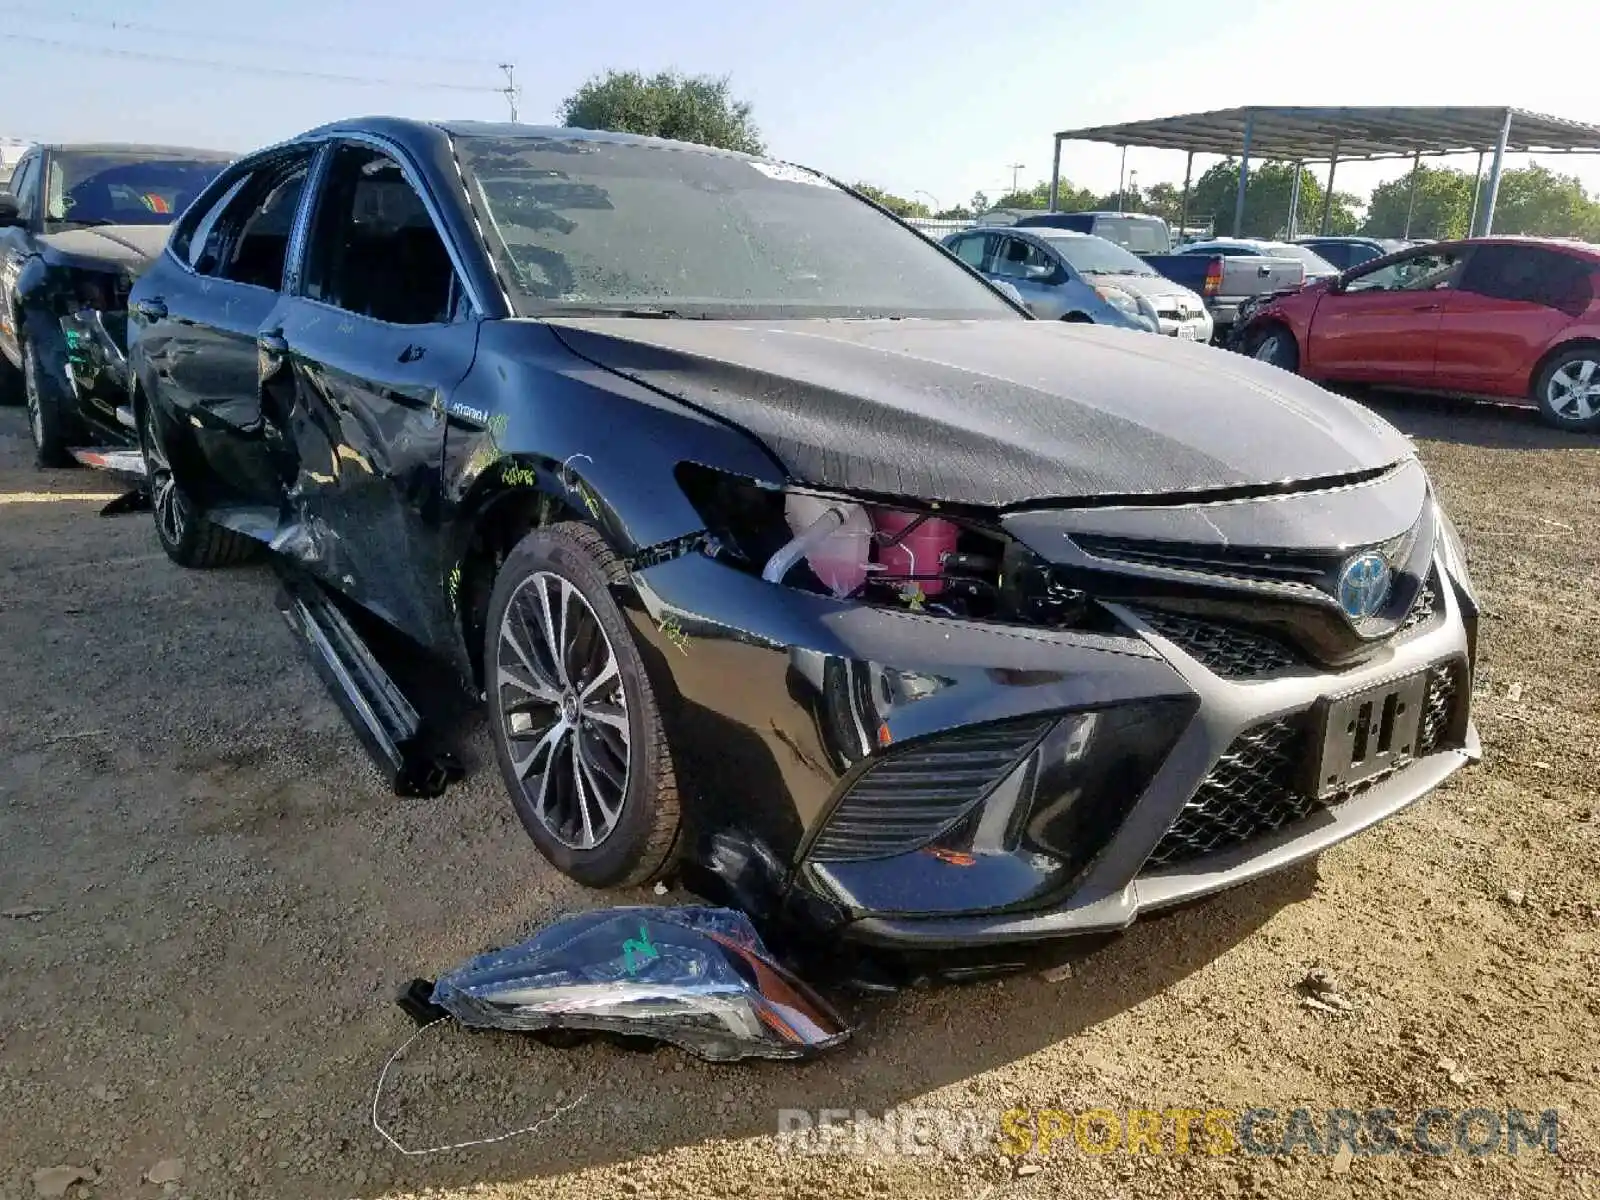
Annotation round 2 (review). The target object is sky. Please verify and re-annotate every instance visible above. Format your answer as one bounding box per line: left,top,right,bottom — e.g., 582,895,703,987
6,0,1600,214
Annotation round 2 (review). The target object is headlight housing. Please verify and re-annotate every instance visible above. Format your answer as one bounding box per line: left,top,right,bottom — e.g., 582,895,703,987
1094,284,1140,316
675,465,1096,629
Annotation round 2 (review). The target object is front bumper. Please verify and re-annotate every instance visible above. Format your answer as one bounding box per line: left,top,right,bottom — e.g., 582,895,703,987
626,536,1478,951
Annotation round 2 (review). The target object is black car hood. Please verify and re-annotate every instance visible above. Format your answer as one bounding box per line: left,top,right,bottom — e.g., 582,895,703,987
546,317,1413,507
39,225,168,274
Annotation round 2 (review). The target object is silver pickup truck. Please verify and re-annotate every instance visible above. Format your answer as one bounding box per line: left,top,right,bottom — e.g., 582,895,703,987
1170,238,1335,334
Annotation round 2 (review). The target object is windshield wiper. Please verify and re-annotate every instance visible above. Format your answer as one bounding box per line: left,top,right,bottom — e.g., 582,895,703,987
52,217,118,228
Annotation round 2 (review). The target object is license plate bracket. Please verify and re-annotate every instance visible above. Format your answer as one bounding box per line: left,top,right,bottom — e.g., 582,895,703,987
1176,324,1197,340
1310,672,1429,799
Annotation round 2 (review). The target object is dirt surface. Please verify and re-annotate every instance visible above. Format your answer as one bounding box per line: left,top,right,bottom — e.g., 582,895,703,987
1,394,1597,1200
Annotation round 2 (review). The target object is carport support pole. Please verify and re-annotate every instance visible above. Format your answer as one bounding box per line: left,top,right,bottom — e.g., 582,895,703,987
1467,151,1485,237
1178,150,1193,237
1232,113,1255,237
1048,135,1062,212
1481,109,1513,235
1402,152,1422,239
1319,141,1340,235
1287,160,1303,238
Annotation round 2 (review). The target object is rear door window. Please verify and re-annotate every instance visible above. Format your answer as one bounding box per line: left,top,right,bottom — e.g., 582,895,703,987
1458,244,1594,317
183,152,314,290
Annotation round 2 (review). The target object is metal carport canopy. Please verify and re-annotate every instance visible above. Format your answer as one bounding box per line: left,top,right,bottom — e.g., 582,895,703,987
1047,105,1600,237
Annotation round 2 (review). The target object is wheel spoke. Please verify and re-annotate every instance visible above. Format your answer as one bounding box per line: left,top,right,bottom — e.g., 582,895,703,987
569,745,596,847
575,736,620,826
510,720,565,781
556,578,576,684
577,726,624,793
500,621,561,698
1577,360,1596,385
530,579,568,686
579,656,618,702
585,702,628,737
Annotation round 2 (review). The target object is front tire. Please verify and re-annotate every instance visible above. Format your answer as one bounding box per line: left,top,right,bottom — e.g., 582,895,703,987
1534,346,1600,432
484,521,681,888
1246,323,1299,372
23,341,73,468
137,398,260,568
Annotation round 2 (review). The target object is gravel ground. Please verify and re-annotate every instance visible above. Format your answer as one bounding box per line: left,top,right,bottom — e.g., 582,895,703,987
1,394,1597,1200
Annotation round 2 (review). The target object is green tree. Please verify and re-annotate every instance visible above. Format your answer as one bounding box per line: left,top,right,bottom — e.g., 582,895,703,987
851,184,930,218
987,178,1096,213
1490,164,1600,239
1361,166,1474,239
558,70,764,154
1189,160,1358,238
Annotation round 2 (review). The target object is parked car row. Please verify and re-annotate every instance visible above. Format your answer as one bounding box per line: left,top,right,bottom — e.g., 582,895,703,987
0,118,1483,967
0,143,232,462
1235,236,1600,431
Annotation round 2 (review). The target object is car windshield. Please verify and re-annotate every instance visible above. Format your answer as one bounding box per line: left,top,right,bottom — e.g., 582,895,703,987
1036,233,1156,276
453,134,1018,321
45,152,227,228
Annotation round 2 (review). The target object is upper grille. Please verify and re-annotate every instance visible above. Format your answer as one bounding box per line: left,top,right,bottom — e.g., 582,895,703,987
1133,607,1299,679
1144,720,1313,868
807,719,1050,863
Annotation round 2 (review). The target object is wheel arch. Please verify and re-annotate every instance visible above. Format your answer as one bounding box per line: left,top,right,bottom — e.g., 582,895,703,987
448,457,605,693
1528,336,1600,399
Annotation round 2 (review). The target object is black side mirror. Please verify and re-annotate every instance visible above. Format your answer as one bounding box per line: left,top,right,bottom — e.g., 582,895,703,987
0,192,20,228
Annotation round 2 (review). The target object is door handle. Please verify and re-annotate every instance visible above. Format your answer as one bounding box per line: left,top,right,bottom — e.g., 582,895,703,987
1409,303,1442,312
133,297,167,320
257,330,288,353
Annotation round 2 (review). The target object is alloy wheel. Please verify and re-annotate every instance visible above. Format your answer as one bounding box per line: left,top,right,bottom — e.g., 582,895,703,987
1252,334,1285,363
140,405,187,546
1547,358,1600,422
495,570,631,850
23,350,42,450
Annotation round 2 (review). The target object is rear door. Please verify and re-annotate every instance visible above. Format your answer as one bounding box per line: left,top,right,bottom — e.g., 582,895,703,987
1433,243,1595,396
271,139,481,646
1304,245,1466,384
136,149,315,507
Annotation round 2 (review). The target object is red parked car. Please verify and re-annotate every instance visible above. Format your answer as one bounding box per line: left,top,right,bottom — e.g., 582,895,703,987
1239,237,1600,430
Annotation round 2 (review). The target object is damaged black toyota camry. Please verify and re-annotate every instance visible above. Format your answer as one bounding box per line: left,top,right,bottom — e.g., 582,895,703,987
127,118,1479,957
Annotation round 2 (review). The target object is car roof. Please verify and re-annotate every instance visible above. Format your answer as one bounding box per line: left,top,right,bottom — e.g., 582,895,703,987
36,142,234,160
1399,235,1600,262
1295,236,1380,244
294,116,769,163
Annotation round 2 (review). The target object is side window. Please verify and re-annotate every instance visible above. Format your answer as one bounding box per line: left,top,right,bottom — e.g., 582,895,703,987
951,235,986,269
994,237,1054,281
8,155,37,221
183,156,312,288
1459,245,1593,315
302,144,459,325
1345,249,1463,294
170,173,249,269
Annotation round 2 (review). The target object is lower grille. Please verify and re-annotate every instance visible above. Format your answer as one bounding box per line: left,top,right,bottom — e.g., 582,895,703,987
807,719,1050,863
1133,607,1299,678
1418,661,1460,754
1398,572,1442,636
1144,720,1311,868
1149,658,1468,870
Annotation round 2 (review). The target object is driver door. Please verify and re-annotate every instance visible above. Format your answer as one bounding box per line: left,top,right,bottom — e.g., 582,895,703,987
1306,247,1466,385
